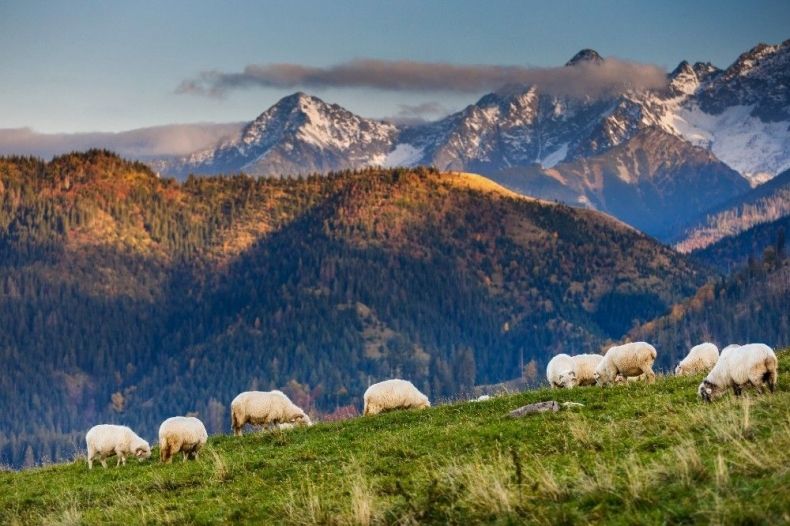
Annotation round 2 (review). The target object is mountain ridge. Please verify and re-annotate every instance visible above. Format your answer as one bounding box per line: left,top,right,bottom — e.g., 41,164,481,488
156,41,789,239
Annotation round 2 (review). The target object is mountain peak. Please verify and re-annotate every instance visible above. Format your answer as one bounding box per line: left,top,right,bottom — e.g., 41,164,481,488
565,49,604,67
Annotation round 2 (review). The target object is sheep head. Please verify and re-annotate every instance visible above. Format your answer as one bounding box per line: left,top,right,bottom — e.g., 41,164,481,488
293,412,313,427
698,380,724,402
135,445,152,461
559,371,578,388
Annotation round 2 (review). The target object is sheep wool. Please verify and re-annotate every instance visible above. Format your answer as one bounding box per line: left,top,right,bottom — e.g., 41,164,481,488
675,343,719,376
231,390,312,436
158,416,208,463
595,342,657,385
571,354,603,386
546,354,578,389
85,424,151,470
699,343,777,402
363,379,430,416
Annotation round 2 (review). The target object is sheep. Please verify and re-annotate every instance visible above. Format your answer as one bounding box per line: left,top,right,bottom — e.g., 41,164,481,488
675,343,719,376
546,354,578,388
699,343,778,402
158,416,208,463
595,342,657,386
85,424,151,470
719,344,741,358
363,379,430,416
571,354,603,386
231,390,312,436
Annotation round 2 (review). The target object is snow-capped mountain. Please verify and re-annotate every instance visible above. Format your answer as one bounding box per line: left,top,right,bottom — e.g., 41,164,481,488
166,92,397,177
158,41,790,238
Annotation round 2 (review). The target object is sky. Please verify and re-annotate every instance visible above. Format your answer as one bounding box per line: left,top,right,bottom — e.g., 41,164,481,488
0,0,788,135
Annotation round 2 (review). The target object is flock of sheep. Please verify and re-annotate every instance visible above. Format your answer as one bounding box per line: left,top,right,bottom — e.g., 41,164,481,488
84,379,429,469
84,342,778,470
546,341,778,401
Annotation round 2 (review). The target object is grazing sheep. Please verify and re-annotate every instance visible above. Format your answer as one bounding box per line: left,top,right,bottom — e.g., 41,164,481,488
595,342,657,386
699,343,778,402
231,390,312,436
158,416,207,463
363,379,430,416
675,343,719,376
85,424,151,470
571,354,603,386
546,354,578,389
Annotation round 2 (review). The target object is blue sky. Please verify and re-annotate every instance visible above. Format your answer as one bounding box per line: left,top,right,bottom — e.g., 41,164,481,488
1,0,788,132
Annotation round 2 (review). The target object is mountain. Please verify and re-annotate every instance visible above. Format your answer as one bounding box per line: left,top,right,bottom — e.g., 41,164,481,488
158,41,789,239
673,168,790,252
166,92,397,177
0,151,709,467
493,128,750,238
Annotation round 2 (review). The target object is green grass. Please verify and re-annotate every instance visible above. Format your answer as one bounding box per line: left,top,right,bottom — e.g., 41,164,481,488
3,352,789,525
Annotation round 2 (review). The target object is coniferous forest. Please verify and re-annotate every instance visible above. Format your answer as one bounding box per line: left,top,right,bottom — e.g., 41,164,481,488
0,151,786,468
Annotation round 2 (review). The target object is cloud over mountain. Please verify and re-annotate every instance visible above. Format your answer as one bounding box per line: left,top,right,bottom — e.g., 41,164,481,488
0,123,244,160
176,57,667,99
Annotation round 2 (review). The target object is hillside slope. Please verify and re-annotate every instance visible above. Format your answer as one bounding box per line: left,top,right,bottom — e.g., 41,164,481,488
2,351,788,525
674,168,790,252
0,152,709,468
691,214,789,272
629,257,789,367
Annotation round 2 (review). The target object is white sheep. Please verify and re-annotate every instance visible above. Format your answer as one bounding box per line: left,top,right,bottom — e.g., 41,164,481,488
158,416,208,463
675,343,719,376
719,344,741,358
595,342,657,386
699,343,778,402
231,390,312,436
363,379,430,416
546,354,578,388
571,354,603,386
85,424,151,470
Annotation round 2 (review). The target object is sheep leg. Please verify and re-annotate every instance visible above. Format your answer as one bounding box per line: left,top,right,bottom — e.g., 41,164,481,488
732,384,743,397
100,457,108,469
642,368,656,384
88,456,93,470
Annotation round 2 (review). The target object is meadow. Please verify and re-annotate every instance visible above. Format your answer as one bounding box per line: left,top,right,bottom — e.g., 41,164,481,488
2,351,788,525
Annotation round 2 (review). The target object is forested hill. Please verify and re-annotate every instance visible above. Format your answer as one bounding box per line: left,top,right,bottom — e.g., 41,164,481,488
629,253,790,366
0,151,708,468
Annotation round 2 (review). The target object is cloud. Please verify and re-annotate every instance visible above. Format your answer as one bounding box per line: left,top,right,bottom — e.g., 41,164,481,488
176,57,668,99
0,123,244,160
384,101,452,125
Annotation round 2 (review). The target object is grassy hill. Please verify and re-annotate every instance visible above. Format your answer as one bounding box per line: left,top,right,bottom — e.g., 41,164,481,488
2,351,788,525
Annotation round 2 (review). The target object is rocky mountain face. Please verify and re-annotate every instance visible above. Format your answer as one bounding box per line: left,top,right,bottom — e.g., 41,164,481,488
165,92,397,177
159,41,790,239
501,128,751,238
